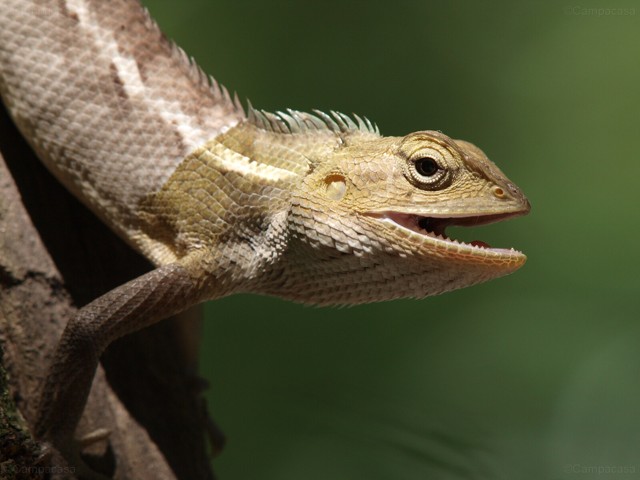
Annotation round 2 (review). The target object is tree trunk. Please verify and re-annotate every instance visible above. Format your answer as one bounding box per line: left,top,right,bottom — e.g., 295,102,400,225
0,101,218,479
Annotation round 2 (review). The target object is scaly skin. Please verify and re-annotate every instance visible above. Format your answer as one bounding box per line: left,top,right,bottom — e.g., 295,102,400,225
139,119,529,305
0,0,529,473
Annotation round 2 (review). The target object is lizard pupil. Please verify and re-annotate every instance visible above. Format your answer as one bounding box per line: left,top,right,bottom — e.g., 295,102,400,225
415,157,439,177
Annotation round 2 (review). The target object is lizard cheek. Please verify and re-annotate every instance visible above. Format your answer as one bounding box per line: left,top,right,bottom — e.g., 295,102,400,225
324,174,347,201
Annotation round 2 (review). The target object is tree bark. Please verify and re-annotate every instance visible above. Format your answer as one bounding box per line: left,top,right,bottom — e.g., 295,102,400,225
0,101,217,479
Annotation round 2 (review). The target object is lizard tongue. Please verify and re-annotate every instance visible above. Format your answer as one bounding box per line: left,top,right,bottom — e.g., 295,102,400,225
470,240,491,248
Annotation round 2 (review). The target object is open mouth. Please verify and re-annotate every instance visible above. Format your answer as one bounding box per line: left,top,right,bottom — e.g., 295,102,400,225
371,211,524,254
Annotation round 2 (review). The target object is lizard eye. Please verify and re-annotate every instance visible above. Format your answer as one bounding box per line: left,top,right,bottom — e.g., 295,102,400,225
414,157,439,177
404,149,451,189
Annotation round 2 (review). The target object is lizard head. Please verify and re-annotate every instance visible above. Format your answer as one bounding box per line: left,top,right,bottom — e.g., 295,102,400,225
237,110,530,305
282,125,530,304
340,129,531,254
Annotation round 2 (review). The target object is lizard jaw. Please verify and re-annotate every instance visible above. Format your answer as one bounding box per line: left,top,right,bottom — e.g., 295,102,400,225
369,211,527,260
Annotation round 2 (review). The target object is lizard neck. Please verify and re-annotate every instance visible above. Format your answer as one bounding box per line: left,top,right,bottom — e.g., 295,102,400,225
134,121,343,291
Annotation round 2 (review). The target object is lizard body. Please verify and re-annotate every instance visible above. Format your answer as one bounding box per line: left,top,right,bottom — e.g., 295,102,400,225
0,0,530,470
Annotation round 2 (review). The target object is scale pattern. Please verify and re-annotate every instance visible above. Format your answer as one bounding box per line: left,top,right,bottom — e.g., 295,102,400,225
0,0,244,240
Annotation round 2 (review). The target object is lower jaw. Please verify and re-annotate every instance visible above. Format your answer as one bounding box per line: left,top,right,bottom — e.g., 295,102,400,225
369,212,525,258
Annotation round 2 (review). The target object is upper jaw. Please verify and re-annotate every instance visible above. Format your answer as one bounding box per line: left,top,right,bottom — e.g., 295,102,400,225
414,203,531,232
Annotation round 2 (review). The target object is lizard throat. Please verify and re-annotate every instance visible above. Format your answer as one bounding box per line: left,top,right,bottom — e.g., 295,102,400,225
373,211,524,254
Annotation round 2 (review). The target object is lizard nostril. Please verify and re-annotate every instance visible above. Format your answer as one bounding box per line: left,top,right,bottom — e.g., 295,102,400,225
507,183,520,196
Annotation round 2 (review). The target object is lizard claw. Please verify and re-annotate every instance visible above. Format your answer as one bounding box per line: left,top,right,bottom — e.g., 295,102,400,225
79,428,111,448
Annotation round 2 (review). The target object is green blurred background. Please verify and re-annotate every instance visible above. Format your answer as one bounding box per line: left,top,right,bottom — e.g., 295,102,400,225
144,1,639,479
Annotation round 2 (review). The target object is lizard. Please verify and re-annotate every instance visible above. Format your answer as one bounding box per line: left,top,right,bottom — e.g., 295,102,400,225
0,0,530,473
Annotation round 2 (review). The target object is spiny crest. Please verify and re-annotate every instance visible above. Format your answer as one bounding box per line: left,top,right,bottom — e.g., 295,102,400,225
142,6,245,114
247,104,380,136
169,42,244,113
142,6,378,134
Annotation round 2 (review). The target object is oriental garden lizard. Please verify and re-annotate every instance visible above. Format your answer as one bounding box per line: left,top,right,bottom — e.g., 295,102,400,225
0,0,530,475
